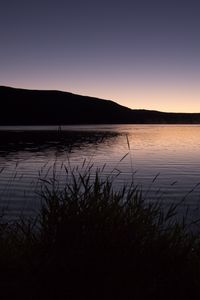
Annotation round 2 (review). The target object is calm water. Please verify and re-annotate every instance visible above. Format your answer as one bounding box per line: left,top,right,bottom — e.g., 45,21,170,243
1,124,200,219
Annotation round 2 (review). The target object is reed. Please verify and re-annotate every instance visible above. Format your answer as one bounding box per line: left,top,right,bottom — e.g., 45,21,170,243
0,167,200,299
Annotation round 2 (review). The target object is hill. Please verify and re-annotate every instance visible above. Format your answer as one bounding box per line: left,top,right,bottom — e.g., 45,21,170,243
1,86,200,124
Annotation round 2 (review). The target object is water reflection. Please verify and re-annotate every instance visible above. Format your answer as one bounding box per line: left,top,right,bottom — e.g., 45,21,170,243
0,125,200,219
0,130,119,155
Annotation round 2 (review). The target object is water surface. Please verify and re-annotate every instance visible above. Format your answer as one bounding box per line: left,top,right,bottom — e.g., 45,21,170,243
1,125,200,219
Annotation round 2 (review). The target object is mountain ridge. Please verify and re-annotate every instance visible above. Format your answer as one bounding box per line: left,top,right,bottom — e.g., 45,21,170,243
1,86,200,124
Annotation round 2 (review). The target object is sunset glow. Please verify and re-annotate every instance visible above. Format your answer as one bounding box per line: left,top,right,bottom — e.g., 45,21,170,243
1,0,200,113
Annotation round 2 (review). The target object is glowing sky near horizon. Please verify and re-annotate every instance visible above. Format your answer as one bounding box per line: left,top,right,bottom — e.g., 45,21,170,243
1,0,200,113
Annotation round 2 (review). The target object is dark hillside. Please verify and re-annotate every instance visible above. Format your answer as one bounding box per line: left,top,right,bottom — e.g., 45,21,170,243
1,86,200,124
0,86,133,125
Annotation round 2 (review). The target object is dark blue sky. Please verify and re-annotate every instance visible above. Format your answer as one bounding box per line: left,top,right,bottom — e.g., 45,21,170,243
1,0,200,112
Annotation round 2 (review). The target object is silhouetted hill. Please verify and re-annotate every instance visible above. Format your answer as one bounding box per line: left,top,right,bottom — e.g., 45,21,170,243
1,86,200,124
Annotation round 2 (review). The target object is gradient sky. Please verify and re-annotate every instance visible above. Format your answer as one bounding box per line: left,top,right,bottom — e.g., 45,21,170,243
1,0,200,112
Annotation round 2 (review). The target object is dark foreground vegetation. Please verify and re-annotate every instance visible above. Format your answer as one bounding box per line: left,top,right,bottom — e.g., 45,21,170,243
1,171,200,300
2,85,200,124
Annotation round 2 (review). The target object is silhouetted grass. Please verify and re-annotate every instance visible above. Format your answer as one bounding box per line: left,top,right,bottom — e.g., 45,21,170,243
0,168,200,299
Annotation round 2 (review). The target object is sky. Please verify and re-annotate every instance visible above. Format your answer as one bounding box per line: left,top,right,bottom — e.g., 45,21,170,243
1,0,200,113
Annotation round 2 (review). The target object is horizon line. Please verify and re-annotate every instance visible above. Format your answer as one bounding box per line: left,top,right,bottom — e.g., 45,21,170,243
1,84,200,115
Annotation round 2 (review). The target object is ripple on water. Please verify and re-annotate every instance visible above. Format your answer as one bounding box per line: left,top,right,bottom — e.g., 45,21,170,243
1,125,200,219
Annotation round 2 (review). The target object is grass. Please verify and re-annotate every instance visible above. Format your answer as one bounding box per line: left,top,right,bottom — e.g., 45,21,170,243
0,166,200,300
0,130,200,299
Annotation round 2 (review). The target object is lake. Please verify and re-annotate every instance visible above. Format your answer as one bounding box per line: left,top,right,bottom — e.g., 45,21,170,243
1,124,200,220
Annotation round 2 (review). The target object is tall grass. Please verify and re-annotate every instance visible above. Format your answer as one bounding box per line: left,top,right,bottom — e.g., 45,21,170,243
0,131,200,299
0,166,200,299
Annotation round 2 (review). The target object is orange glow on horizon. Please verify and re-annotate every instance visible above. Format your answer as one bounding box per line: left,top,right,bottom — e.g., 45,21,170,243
2,79,200,114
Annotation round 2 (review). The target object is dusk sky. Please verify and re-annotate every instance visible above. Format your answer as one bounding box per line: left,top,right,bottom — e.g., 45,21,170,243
1,0,200,112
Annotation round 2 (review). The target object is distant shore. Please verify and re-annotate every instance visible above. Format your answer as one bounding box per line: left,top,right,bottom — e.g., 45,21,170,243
1,86,200,125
